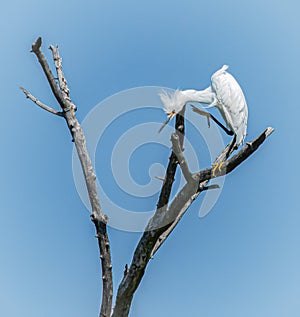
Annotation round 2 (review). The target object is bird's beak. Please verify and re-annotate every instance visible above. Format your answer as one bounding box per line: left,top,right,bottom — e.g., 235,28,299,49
158,113,174,133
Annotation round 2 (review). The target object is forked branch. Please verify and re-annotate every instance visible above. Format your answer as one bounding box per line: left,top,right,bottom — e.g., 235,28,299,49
21,37,113,317
112,107,186,317
22,37,274,317
20,87,63,116
151,127,274,257
113,127,274,316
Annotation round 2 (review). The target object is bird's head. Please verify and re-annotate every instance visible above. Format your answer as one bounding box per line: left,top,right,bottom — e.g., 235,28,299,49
158,90,187,132
159,90,186,114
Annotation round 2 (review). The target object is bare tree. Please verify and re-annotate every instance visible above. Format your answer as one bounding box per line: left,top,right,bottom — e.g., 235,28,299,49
21,37,274,317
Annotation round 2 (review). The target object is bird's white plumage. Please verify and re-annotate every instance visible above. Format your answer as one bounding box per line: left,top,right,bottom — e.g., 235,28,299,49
210,65,248,145
159,65,248,146
159,90,187,116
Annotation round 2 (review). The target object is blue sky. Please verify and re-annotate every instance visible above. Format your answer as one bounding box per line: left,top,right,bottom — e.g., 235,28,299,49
1,1,299,316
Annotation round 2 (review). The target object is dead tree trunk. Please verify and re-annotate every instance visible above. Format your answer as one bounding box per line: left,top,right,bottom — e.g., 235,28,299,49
21,37,274,317
21,37,113,317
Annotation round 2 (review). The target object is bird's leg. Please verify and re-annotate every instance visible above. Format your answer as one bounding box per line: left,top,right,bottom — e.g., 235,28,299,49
225,135,237,159
191,105,211,127
211,135,237,177
191,105,234,136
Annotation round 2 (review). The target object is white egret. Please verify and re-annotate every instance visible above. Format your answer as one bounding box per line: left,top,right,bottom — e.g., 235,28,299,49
159,65,248,150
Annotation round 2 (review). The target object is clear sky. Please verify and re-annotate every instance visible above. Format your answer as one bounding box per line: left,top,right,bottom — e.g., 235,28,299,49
1,1,299,316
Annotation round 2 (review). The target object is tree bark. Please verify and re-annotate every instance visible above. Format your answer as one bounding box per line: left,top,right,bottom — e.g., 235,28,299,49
112,127,274,317
22,37,274,317
21,37,113,317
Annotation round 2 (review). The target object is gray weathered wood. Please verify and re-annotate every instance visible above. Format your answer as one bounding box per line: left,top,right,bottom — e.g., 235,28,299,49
112,127,274,317
21,37,274,317
21,37,113,317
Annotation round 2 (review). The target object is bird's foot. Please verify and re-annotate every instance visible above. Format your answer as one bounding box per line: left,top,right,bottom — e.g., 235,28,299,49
211,162,225,177
191,105,211,127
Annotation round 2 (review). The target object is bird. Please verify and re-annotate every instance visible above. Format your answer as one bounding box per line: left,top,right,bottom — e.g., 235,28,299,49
159,65,248,151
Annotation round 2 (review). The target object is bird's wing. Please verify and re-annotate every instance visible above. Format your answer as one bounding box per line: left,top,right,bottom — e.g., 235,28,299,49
211,66,248,145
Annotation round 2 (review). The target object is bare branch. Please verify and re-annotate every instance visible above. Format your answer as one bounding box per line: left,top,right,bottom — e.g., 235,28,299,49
171,132,192,182
112,127,274,316
156,106,186,210
30,37,71,111
150,184,200,258
91,214,113,317
112,108,186,317
196,127,275,181
23,37,113,317
20,87,63,116
151,127,274,257
150,139,237,257
23,37,275,317
201,184,220,191
49,45,72,101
